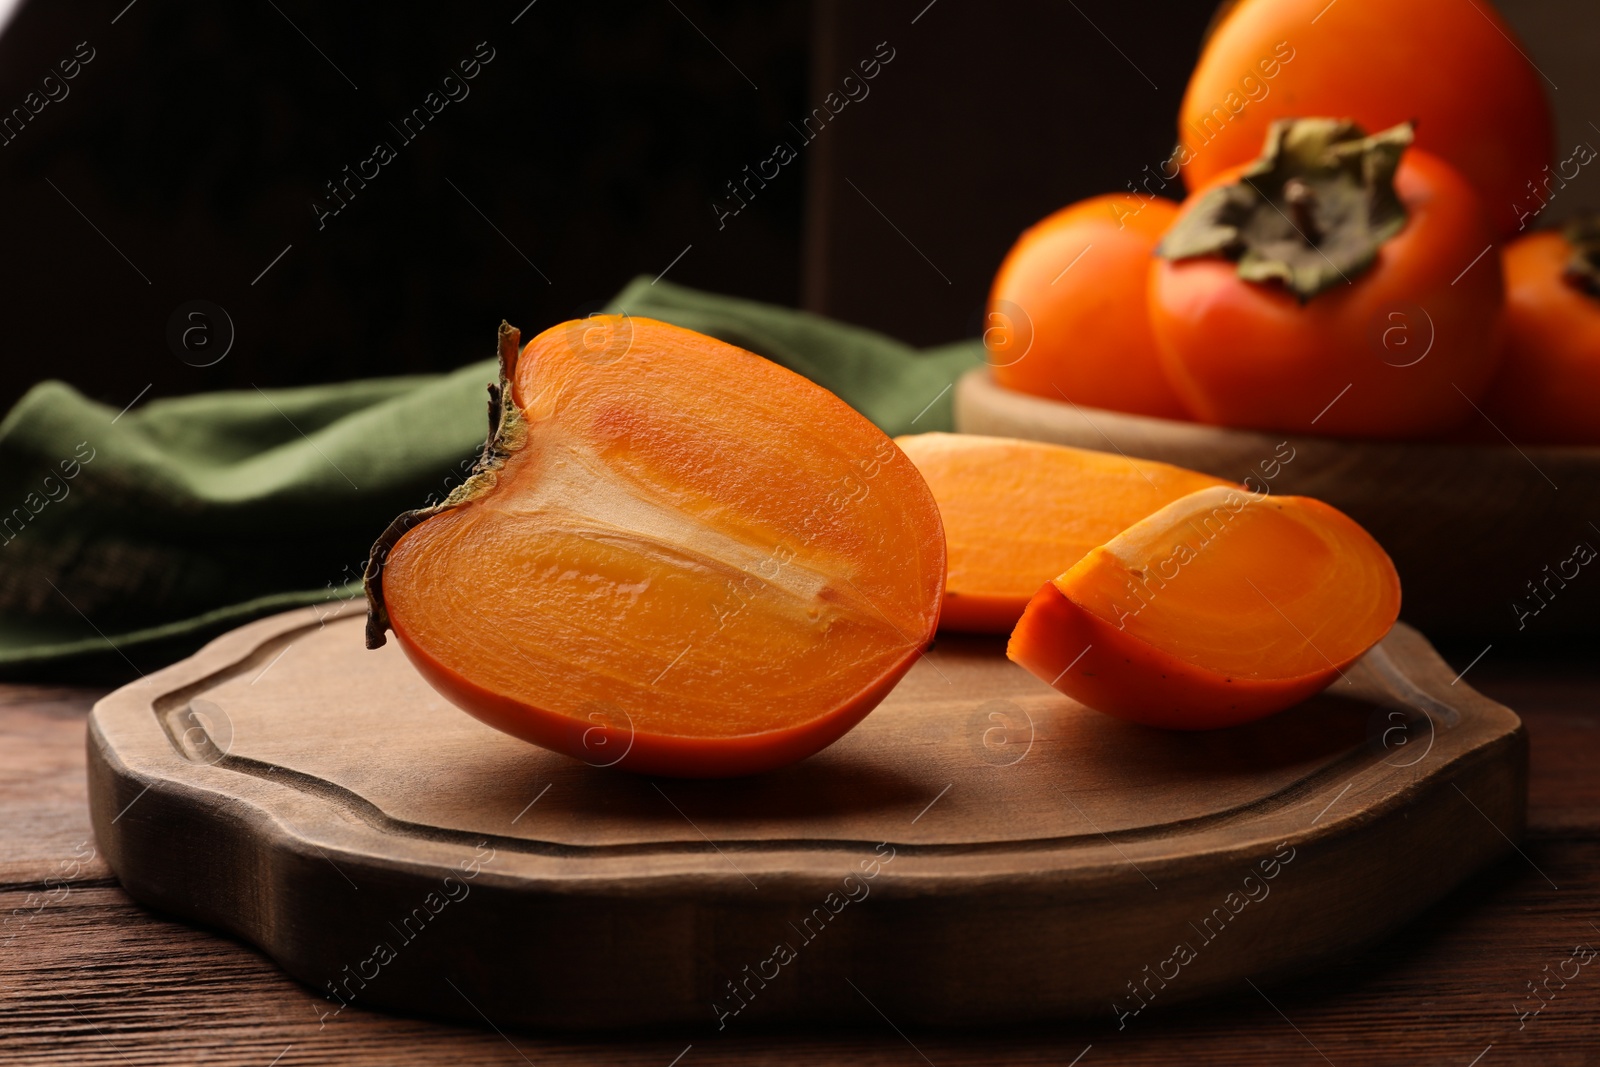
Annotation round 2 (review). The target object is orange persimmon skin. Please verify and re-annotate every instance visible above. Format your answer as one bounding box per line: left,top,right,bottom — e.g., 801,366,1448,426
390,614,924,777
1008,488,1400,730
1149,151,1505,439
895,433,1228,633
1178,0,1552,238
987,194,1188,419
1482,231,1600,444
381,317,946,778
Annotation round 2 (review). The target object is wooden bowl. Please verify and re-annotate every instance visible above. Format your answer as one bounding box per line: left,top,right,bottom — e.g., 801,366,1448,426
954,369,1600,640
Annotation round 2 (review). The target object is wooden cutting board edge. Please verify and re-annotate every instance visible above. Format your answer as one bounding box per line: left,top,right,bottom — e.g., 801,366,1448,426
84,604,1528,1028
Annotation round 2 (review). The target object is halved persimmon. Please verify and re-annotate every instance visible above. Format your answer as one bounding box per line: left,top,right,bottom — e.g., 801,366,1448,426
895,433,1229,633
365,318,946,777
1008,486,1400,729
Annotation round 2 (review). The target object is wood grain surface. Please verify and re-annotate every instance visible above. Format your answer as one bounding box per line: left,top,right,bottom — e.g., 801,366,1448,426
80,604,1524,1032
953,368,1600,641
2,651,1597,1064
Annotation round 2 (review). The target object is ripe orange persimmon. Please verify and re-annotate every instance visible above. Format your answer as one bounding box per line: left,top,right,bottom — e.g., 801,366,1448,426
986,194,1187,418
1008,486,1401,730
365,318,946,777
1481,220,1600,444
1178,0,1552,237
895,433,1227,633
1150,119,1504,439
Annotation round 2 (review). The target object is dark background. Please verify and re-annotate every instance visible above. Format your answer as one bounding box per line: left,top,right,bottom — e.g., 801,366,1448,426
0,0,1594,415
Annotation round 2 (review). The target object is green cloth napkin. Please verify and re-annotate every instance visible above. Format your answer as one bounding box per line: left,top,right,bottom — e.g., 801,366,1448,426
0,277,983,680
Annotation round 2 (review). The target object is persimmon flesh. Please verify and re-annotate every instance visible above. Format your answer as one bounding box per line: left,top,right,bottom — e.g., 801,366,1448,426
895,433,1228,633
1008,486,1400,729
368,318,946,777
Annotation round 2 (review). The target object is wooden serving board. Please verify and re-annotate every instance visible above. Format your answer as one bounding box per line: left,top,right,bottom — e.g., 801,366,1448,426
87,603,1525,1030
955,367,1600,639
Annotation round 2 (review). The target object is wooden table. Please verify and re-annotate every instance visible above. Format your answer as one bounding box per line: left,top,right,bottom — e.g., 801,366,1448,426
4,648,1598,1065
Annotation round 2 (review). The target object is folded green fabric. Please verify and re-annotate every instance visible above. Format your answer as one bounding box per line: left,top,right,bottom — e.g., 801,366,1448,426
0,277,982,679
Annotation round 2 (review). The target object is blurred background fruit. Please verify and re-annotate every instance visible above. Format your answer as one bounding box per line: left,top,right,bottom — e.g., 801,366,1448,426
1484,220,1600,444
1177,0,1555,237
986,194,1186,418
1150,124,1505,438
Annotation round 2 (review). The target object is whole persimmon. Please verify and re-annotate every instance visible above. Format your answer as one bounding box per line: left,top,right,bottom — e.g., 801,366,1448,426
1481,219,1600,444
1178,0,1553,237
986,193,1187,419
1149,119,1505,439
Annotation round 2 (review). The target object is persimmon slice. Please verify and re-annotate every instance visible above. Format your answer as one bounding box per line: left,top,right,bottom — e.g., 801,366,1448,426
365,318,945,777
1008,486,1400,729
894,434,1228,633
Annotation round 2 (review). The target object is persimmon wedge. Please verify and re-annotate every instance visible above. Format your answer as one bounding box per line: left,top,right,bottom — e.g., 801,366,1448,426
895,434,1228,633
365,318,946,777
1008,486,1400,730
